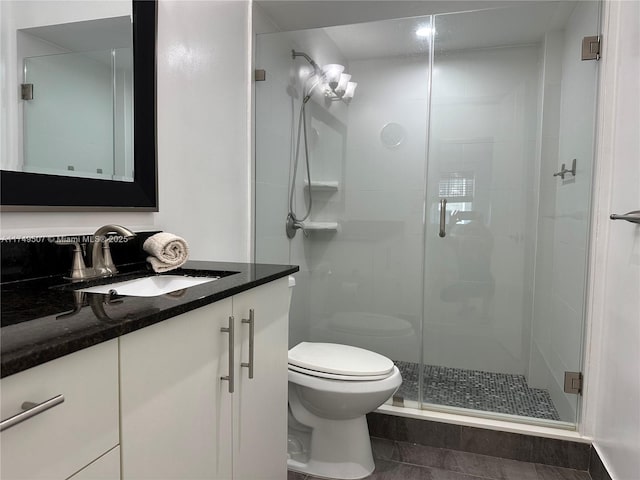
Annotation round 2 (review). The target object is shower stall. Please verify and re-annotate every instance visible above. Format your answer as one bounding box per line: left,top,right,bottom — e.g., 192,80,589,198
255,1,600,428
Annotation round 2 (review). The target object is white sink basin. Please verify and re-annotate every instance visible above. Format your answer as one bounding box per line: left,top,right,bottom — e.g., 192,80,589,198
78,275,218,297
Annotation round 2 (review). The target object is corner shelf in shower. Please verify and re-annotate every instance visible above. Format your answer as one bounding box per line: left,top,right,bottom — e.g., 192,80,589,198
301,221,339,233
304,180,340,191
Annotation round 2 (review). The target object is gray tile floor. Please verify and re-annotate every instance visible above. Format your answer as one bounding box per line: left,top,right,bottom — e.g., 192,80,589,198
395,361,561,421
288,437,592,480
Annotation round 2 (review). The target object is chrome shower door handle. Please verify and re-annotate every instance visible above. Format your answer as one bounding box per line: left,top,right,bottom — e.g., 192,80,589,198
221,316,235,393
439,198,447,238
0,394,65,432
241,309,255,379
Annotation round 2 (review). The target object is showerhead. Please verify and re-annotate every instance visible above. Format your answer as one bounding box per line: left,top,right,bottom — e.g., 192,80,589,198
292,50,321,74
292,50,326,102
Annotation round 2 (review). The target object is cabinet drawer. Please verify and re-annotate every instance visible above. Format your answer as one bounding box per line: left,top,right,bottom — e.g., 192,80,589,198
1,340,119,480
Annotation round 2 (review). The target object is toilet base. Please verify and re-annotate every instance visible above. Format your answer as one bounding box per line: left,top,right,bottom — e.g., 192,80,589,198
287,415,375,480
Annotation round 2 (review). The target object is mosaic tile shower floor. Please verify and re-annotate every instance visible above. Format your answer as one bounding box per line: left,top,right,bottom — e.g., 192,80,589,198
394,361,561,421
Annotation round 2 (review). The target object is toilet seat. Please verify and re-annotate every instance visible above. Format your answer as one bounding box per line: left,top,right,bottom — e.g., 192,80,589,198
288,342,394,381
288,363,393,381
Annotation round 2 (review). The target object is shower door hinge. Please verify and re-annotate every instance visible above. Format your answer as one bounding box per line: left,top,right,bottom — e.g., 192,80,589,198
254,69,266,82
564,371,583,395
581,35,601,61
21,83,34,100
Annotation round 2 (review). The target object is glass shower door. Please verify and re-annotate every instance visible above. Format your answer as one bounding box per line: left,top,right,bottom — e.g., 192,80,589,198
422,2,600,424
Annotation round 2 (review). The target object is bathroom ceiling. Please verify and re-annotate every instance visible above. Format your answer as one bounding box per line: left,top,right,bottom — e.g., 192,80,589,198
256,0,532,31
257,0,578,61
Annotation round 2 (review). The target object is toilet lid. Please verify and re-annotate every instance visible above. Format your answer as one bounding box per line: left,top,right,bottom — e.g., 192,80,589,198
288,342,394,377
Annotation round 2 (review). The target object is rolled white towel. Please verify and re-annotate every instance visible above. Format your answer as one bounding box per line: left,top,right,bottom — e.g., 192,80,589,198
143,232,189,273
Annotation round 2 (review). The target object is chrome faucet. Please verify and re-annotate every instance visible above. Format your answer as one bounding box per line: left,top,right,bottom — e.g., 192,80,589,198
91,224,136,277
57,225,136,281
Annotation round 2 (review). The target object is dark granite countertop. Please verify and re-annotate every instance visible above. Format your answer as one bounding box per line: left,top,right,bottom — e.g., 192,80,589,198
0,260,298,378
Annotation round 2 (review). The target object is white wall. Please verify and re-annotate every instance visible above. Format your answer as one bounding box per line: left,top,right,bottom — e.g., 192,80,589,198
1,0,251,263
584,0,640,477
154,0,250,261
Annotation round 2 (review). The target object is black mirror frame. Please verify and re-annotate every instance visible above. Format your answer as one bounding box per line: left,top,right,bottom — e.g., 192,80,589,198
0,0,158,212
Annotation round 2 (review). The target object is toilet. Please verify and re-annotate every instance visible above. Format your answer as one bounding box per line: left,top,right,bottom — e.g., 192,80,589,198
287,342,402,479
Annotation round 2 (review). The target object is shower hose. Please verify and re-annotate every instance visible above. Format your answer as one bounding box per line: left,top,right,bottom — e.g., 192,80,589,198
287,77,319,235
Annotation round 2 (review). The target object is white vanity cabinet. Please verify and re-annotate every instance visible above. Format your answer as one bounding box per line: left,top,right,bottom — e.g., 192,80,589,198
0,339,120,480
120,277,290,480
232,278,290,480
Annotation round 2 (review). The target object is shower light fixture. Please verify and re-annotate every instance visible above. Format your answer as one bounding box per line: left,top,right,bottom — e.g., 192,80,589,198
336,73,351,94
322,64,345,89
342,82,357,102
325,76,356,103
416,25,435,37
292,50,356,103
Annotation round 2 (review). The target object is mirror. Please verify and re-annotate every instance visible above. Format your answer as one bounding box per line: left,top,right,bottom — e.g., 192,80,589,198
19,16,134,182
1,0,157,211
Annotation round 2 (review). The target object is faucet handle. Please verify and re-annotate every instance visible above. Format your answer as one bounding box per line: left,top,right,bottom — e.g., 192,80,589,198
90,225,135,278
55,240,91,281
101,240,117,275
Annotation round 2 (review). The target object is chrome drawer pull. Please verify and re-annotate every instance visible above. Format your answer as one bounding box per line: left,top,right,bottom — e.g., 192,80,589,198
241,309,255,379
0,394,65,432
221,316,235,393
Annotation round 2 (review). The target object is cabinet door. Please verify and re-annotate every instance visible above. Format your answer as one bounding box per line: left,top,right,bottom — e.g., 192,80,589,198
120,299,233,480
69,447,120,480
0,340,119,480
232,278,290,480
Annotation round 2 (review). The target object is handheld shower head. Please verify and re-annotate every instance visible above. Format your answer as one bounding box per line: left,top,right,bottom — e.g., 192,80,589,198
303,75,322,103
